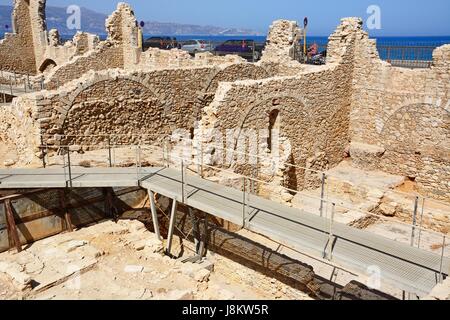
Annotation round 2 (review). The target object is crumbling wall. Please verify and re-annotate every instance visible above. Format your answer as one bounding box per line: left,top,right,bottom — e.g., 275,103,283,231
258,19,305,76
1,61,271,163
350,30,450,200
196,18,358,193
0,0,43,74
0,99,41,165
0,0,100,76
260,20,303,64
44,3,139,89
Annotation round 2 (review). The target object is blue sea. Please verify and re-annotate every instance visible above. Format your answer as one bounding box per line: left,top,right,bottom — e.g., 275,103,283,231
167,35,450,61
1,31,449,61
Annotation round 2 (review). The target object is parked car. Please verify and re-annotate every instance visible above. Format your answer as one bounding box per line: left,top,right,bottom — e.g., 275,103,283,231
309,50,327,65
143,37,180,50
180,40,213,55
214,39,264,61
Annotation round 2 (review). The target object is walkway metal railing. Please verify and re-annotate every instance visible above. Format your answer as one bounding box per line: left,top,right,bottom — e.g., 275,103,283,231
32,133,450,272
0,70,44,98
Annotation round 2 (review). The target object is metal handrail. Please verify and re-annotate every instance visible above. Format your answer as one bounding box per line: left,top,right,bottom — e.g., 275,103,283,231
35,133,450,210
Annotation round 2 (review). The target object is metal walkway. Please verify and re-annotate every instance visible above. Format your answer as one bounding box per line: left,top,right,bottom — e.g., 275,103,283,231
0,166,448,296
0,84,35,97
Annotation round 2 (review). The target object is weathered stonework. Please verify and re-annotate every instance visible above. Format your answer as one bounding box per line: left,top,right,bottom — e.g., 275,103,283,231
3,61,271,159
0,3,449,205
0,0,100,75
349,25,450,200
261,20,303,64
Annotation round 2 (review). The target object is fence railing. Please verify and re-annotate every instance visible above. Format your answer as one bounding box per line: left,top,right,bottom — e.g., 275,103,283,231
0,70,44,98
32,134,450,267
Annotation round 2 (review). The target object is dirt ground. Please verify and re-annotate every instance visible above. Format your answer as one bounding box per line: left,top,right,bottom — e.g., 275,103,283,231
0,220,312,300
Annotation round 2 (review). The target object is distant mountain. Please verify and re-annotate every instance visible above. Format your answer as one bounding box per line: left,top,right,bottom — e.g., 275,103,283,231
0,5,261,36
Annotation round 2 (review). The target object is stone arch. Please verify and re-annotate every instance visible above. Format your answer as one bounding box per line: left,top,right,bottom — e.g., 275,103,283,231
378,102,450,198
226,93,314,190
233,93,309,147
380,103,450,152
39,58,57,73
59,75,166,147
193,64,271,122
61,73,160,111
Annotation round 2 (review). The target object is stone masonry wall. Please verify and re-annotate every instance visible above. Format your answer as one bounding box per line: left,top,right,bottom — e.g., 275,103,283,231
1,61,271,163
196,19,358,192
0,0,39,74
0,0,100,76
43,3,138,89
350,31,450,200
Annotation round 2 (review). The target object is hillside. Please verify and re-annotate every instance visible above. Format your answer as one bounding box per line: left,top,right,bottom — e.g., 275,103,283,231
0,5,260,36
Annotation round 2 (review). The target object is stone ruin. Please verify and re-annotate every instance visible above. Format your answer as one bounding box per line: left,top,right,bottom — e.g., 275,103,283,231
0,1,449,227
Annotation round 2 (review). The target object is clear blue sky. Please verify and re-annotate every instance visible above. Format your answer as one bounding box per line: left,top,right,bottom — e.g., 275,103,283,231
1,0,450,36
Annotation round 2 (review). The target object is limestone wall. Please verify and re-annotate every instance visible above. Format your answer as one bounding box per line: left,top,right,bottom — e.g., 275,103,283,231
195,19,358,193
1,61,271,163
44,3,139,89
0,98,41,165
0,0,40,74
350,33,450,200
0,0,100,75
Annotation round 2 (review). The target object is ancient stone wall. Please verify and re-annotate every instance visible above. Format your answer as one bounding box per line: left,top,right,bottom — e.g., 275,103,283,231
44,3,139,89
1,61,272,163
349,30,450,200
0,0,100,76
0,0,40,74
260,20,303,64
0,98,41,165
196,19,358,193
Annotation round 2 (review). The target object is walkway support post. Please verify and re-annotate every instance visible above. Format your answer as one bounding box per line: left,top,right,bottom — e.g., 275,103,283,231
188,207,200,252
202,214,208,257
181,160,186,204
411,196,419,247
166,198,178,256
417,198,425,249
66,147,73,188
200,139,204,178
107,136,112,168
148,190,161,240
327,202,336,261
40,135,46,168
135,145,141,181
242,177,246,228
59,189,73,232
4,199,22,253
439,235,446,284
